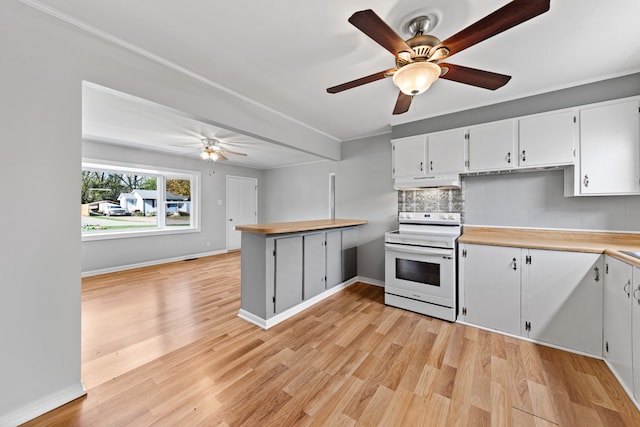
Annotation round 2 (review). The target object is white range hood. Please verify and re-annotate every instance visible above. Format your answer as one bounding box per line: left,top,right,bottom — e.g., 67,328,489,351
394,174,461,190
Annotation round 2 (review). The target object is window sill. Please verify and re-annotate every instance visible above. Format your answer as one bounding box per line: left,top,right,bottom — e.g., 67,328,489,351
82,226,200,242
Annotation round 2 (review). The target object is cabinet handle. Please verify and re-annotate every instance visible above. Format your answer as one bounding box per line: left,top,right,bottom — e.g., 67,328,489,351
624,279,631,298
430,161,433,171
583,174,589,188
506,152,511,164
420,162,424,172
634,285,640,305
594,266,600,282
512,257,517,271
521,150,526,162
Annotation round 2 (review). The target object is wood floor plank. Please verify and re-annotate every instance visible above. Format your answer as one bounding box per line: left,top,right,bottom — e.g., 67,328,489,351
20,251,640,426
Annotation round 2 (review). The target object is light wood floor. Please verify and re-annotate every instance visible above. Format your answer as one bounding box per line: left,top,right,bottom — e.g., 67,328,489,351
23,251,640,426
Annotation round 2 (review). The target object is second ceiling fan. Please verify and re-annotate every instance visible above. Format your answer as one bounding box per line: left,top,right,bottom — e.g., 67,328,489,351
327,0,550,114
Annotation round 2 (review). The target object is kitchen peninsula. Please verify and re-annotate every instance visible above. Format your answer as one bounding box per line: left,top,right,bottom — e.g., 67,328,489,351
235,218,367,329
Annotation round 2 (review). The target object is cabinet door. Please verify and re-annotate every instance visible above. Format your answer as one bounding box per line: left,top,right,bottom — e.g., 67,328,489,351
459,244,521,335
633,266,640,400
518,110,577,167
392,136,426,177
467,120,516,171
427,129,466,174
604,256,633,392
303,233,326,299
325,230,342,289
523,249,603,355
579,100,640,194
274,236,303,313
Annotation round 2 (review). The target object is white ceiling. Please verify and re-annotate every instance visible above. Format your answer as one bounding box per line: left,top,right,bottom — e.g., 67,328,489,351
29,0,640,163
82,84,325,169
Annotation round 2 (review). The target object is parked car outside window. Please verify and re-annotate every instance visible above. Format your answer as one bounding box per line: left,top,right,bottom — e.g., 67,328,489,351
105,204,127,216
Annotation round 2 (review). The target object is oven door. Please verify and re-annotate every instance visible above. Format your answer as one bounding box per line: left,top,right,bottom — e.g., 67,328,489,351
384,243,455,307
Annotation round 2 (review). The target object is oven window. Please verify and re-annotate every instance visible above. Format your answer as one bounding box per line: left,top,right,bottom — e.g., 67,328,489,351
395,258,440,286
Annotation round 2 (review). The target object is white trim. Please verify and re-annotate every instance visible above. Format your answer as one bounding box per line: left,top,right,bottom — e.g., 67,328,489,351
20,0,341,145
82,249,227,277
0,381,86,426
81,159,200,240
456,319,603,359
357,276,385,287
603,359,640,412
238,277,384,329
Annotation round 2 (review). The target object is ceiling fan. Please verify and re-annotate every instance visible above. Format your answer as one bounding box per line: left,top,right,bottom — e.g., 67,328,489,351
327,0,550,114
171,137,248,161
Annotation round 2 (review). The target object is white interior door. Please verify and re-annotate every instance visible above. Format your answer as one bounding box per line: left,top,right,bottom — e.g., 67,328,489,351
226,176,258,250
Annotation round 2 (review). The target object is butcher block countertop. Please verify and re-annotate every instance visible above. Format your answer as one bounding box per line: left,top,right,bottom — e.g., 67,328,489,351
459,226,640,267
234,218,367,235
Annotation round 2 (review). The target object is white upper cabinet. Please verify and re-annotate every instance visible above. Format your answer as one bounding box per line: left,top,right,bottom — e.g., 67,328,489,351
518,110,577,167
392,135,426,178
578,100,640,195
467,120,516,171
427,129,466,174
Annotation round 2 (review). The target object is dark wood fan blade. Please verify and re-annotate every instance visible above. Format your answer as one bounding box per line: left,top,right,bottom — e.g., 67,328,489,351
349,9,412,56
327,69,395,94
439,63,511,90
393,91,413,115
435,0,550,58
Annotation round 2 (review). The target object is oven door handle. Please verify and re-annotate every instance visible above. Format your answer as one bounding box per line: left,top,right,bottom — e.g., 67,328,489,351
385,243,453,257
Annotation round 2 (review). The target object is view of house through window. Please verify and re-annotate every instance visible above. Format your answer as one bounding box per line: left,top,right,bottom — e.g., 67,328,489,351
81,163,196,237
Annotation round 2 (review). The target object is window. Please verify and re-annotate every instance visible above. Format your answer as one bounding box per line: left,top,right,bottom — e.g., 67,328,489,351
81,160,199,240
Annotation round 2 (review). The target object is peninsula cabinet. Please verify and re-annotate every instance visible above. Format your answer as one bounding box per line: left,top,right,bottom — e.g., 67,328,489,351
459,243,604,356
237,219,366,329
604,256,634,397
566,99,640,196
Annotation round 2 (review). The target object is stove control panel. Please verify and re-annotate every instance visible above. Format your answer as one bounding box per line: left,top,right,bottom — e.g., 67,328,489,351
398,212,461,225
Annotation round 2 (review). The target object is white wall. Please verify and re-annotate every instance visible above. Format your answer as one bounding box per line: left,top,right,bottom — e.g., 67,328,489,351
81,141,263,273
464,170,640,231
0,2,339,423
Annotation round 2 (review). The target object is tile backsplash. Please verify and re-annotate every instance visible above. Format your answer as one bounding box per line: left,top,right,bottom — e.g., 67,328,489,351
397,182,465,221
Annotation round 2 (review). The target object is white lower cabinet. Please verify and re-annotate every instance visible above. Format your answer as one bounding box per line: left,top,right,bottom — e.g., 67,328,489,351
459,244,520,335
633,266,640,400
604,256,634,395
460,243,603,356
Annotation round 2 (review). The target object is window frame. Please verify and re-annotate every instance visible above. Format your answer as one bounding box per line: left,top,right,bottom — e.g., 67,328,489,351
81,159,200,241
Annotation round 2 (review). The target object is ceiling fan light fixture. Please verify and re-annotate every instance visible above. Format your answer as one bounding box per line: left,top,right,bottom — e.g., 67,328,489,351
392,62,441,96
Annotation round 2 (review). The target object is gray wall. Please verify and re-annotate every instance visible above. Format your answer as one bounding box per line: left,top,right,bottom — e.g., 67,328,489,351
393,73,640,138
262,161,337,223
261,134,397,281
0,2,339,423
82,141,263,273
464,170,640,231
392,72,640,232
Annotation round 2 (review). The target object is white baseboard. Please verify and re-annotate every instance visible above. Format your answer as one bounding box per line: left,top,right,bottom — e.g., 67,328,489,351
82,249,228,277
603,359,640,412
0,381,86,426
238,277,383,330
355,276,385,287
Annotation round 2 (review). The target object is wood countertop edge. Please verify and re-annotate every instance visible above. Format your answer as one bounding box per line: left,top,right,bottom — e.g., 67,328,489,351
235,219,368,234
459,225,640,267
